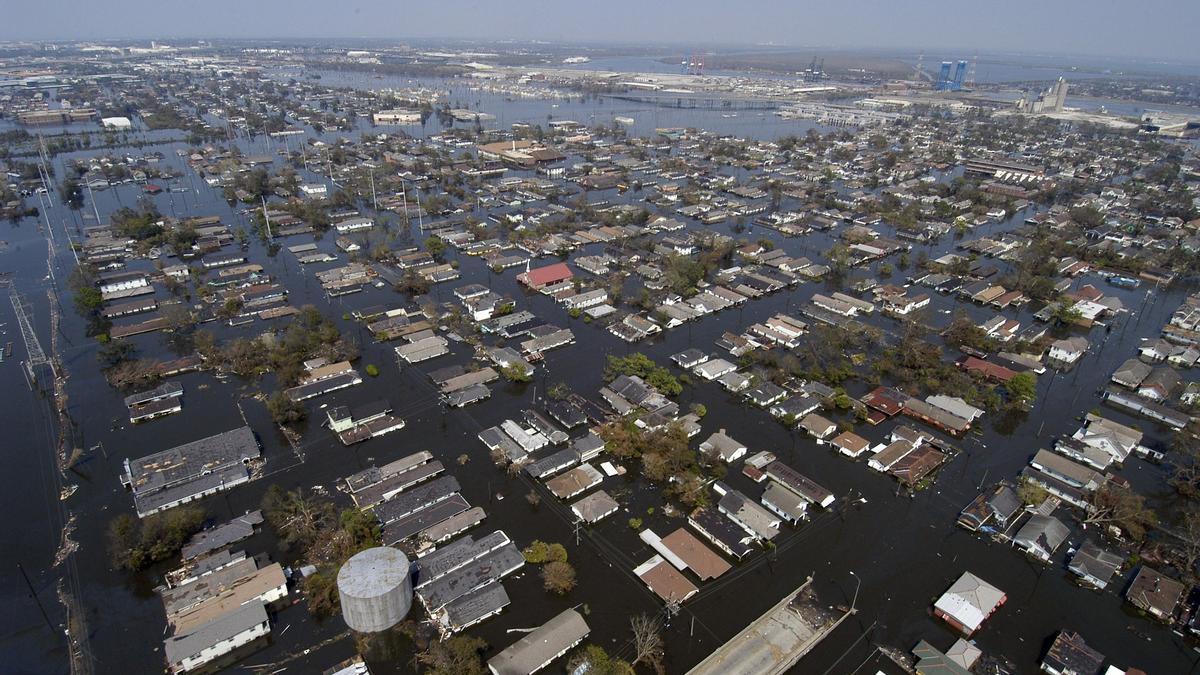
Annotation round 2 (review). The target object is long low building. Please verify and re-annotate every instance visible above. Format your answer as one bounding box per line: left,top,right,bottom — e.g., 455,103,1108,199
417,543,525,613
372,476,462,525
488,609,590,675
164,600,269,674
122,426,261,518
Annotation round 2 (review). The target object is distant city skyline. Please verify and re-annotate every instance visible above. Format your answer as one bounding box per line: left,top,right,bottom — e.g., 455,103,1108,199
3,0,1199,63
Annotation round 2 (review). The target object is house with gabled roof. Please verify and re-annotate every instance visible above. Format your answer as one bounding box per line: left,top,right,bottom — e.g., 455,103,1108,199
933,572,1006,636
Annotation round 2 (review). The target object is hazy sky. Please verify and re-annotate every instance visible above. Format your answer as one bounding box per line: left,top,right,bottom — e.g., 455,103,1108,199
4,0,1198,63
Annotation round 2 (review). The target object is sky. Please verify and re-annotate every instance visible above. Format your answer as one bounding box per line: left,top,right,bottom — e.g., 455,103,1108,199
3,0,1199,63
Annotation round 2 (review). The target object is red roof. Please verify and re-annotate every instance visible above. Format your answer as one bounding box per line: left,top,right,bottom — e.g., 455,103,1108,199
960,356,1016,383
862,386,903,416
520,262,573,288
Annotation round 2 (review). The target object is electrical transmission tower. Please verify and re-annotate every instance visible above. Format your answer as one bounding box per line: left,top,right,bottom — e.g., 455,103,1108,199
10,288,54,382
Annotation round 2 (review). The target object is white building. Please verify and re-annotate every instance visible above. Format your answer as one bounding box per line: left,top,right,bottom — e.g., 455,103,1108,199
563,289,608,311
373,110,423,125
300,183,328,197
334,216,374,233
1049,336,1089,365
101,116,132,130
164,601,269,673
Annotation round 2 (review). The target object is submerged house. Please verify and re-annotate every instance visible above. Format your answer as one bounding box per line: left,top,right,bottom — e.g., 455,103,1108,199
933,572,1006,636
1012,514,1069,563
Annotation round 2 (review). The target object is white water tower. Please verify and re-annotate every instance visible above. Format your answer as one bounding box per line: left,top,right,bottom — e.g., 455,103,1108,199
337,546,412,633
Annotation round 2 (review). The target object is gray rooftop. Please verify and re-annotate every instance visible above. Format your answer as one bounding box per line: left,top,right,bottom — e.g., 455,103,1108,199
163,599,267,667
180,510,263,561
125,426,259,497
417,543,524,612
488,609,590,675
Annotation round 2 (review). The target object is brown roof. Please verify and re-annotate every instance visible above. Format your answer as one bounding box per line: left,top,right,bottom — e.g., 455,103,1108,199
637,557,698,603
831,431,870,453
168,563,286,634
661,528,731,580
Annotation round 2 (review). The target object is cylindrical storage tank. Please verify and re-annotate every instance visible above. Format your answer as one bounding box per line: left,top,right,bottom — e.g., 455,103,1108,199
337,546,412,632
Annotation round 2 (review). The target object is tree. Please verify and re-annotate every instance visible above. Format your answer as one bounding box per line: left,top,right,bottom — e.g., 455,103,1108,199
1083,485,1158,541
106,506,206,571
567,645,634,675
541,560,577,594
424,235,447,259
501,364,531,383
340,508,381,554
97,338,137,368
1016,477,1048,506
302,568,340,619
1172,428,1200,498
630,614,665,673
1006,372,1038,405
267,391,307,425
418,634,488,675
1178,508,1200,579
261,485,335,552
523,540,568,564
73,286,103,316
942,312,990,351
160,303,195,332
605,353,681,396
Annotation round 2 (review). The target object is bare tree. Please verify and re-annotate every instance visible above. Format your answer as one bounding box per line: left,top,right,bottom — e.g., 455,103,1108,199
1082,485,1158,541
630,614,666,674
541,561,576,595
1179,509,1200,579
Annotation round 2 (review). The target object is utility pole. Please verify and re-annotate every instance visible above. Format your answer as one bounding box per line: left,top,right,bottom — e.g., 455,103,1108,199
261,195,273,240
17,562,56,635
369,167,378,212
85,180,102,227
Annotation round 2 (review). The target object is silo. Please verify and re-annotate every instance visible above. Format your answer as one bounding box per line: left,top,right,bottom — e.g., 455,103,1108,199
337,546,412,632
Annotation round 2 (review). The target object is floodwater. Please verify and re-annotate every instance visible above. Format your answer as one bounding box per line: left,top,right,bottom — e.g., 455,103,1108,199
1,76,1198,675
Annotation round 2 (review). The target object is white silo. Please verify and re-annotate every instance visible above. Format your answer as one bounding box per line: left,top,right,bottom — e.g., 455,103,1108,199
337,546,412,632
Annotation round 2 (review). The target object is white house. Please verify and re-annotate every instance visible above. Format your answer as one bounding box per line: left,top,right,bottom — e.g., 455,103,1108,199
1049,336,1089,365
699,430,747,463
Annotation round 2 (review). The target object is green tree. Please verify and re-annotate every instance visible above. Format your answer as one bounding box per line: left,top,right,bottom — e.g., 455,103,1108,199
340,508,381,553
302,569,340,619
424,235,447,259
1006,372,1038,405
522,540,568,563
106,506,206,571
74,286,103,316
501,364,531,383
566,645,635,675
267,391,307,425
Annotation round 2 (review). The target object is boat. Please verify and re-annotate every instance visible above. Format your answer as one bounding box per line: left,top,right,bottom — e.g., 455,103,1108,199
1107,275,1140,289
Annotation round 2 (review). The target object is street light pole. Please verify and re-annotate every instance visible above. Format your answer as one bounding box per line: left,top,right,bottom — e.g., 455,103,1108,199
849,571,860,614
